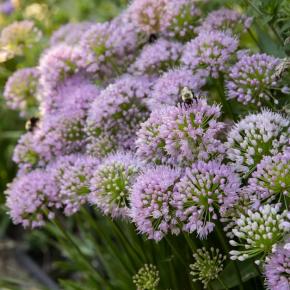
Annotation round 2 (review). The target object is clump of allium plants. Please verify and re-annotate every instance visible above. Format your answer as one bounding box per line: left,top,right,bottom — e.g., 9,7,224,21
3,0,290,289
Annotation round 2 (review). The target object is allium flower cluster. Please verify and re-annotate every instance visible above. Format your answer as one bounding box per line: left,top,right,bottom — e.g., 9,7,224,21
174,160,241,238
130,166,181,241
50,22,93,46
51,154,99,216
164,0,201,41
226,111,290,173
43,108,87,155
79,20,137,79
44,75,100,114
0,20,42,59
129,39,183,76
264,239,290,290
89,152,142,218
128,0,171,35
189,247,226,288
196,8,252,35
132,264,160,290
148,68,207,110
5,170,59,228
39,44,86,103
182,30,238,78
136,99,225,165
4,68,40,117
86,75,150,157
226,53,281,106
13,126,59,172
248,150,290,208
229,204,290,262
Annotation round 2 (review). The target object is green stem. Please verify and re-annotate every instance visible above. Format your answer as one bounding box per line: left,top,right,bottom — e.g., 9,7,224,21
217,277,229,290
165,237,187,267
216,76,236,121
269,23,284,47
247,28,263,52
184,233,197,252
52,218,106,285
215,223,244,290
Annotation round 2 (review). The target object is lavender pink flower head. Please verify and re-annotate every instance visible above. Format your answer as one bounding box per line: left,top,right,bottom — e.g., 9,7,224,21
128,0,172,35
137,98,225,165
89,151,143,218
4,67,40,117
79,20,138,79
195,8,252,35
86,75,151,158
226,110,290,173
39,44,86,100
264,239,290,290
129,39,183,76
148,68,207,110
130,166,181,241
5,170,59,228
248,149,290,208
50,154,99,216
174,160,241,238
182,30,238,78
41,75,100,114
163,0,201,42
13,127,59,172
226,53,281,106
42,107,87,155
50,22,93,46
0,20,42,58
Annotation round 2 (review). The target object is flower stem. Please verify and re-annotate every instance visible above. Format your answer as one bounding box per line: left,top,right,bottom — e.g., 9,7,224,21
52,217,106,285
216,75,236,121
215,223,244,290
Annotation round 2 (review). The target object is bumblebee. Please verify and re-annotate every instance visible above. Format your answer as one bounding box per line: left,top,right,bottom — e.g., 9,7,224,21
180,87,196,106
25,117,39,132
148,33,158,44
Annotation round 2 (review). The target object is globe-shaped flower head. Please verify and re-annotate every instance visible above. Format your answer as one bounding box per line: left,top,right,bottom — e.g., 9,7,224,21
195,8,252,35
4,67,40,118
128,0,171,35
42,107,87,155
264,239,290,290
226,110,290,173
133,264,160,290
174,160,241,238
79,20,138,79
39,44,87,111
86,75,151,158
226,53,281,106
164,0,201,42
129,39,183,76
89,152,142,218
148,68,207,110
50,22,93,46
190,247,226,288
248,150,290,208
0,20,42,59
229,204,289,262
130,166,181,241
5,170,59,228
182,30,238,78
13,124,63,172
51,154,99,216
44,75,101,114
136,99,225,165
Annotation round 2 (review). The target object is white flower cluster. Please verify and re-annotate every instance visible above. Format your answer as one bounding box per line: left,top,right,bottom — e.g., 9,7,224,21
226,110,290,173
190,247,226,288
229,204,290,262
